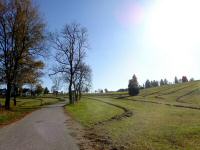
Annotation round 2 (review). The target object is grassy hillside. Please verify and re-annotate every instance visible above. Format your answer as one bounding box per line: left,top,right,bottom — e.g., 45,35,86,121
66,81,200,150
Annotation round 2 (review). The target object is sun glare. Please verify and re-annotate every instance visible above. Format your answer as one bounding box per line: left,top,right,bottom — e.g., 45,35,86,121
143,0,200,75
147,0,200,52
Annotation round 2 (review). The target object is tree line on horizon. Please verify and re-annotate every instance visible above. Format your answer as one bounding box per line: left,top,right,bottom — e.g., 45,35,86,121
124,75,194,96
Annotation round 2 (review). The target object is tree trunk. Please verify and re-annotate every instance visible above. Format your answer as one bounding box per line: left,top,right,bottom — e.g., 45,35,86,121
69,83,73,104
13,95,16,106
13,84,17,106
5,82,12,110
79,91,82,100
78,86,82,100
19,86,23,96
75,90,78,102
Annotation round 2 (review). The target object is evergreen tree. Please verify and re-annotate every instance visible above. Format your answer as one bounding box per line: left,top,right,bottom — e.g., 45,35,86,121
152,80,159,87
145,79,151,88
160,79,165,86
174,76,179,84
104,88,108,93
44,87,49,94
35,84,43,95
164,79,168,85
128,74,139,96
190,78,194,82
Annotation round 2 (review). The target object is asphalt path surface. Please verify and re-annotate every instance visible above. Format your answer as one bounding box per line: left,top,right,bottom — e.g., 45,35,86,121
0,102,79,150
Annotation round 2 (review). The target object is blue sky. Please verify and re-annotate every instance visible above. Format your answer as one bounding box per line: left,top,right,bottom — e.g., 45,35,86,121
36,0,200,91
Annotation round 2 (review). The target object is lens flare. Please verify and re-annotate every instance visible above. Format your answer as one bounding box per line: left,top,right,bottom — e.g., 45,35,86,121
116,2,145,27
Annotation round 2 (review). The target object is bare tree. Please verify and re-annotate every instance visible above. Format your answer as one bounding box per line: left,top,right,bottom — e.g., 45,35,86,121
0,0,46,109
50,75,61,96
50,23,90,104
73,63,92,101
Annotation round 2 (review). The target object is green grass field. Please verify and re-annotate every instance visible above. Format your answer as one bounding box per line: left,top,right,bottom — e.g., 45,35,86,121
66,80,200,150
0,95,63,126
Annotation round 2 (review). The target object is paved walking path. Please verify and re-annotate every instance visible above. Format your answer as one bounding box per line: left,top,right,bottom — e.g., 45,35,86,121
0,102,79,150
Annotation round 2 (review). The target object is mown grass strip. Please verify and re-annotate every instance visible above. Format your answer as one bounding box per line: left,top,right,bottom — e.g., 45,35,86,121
66,97,124,128
121,96,200,111
86,97,133,125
